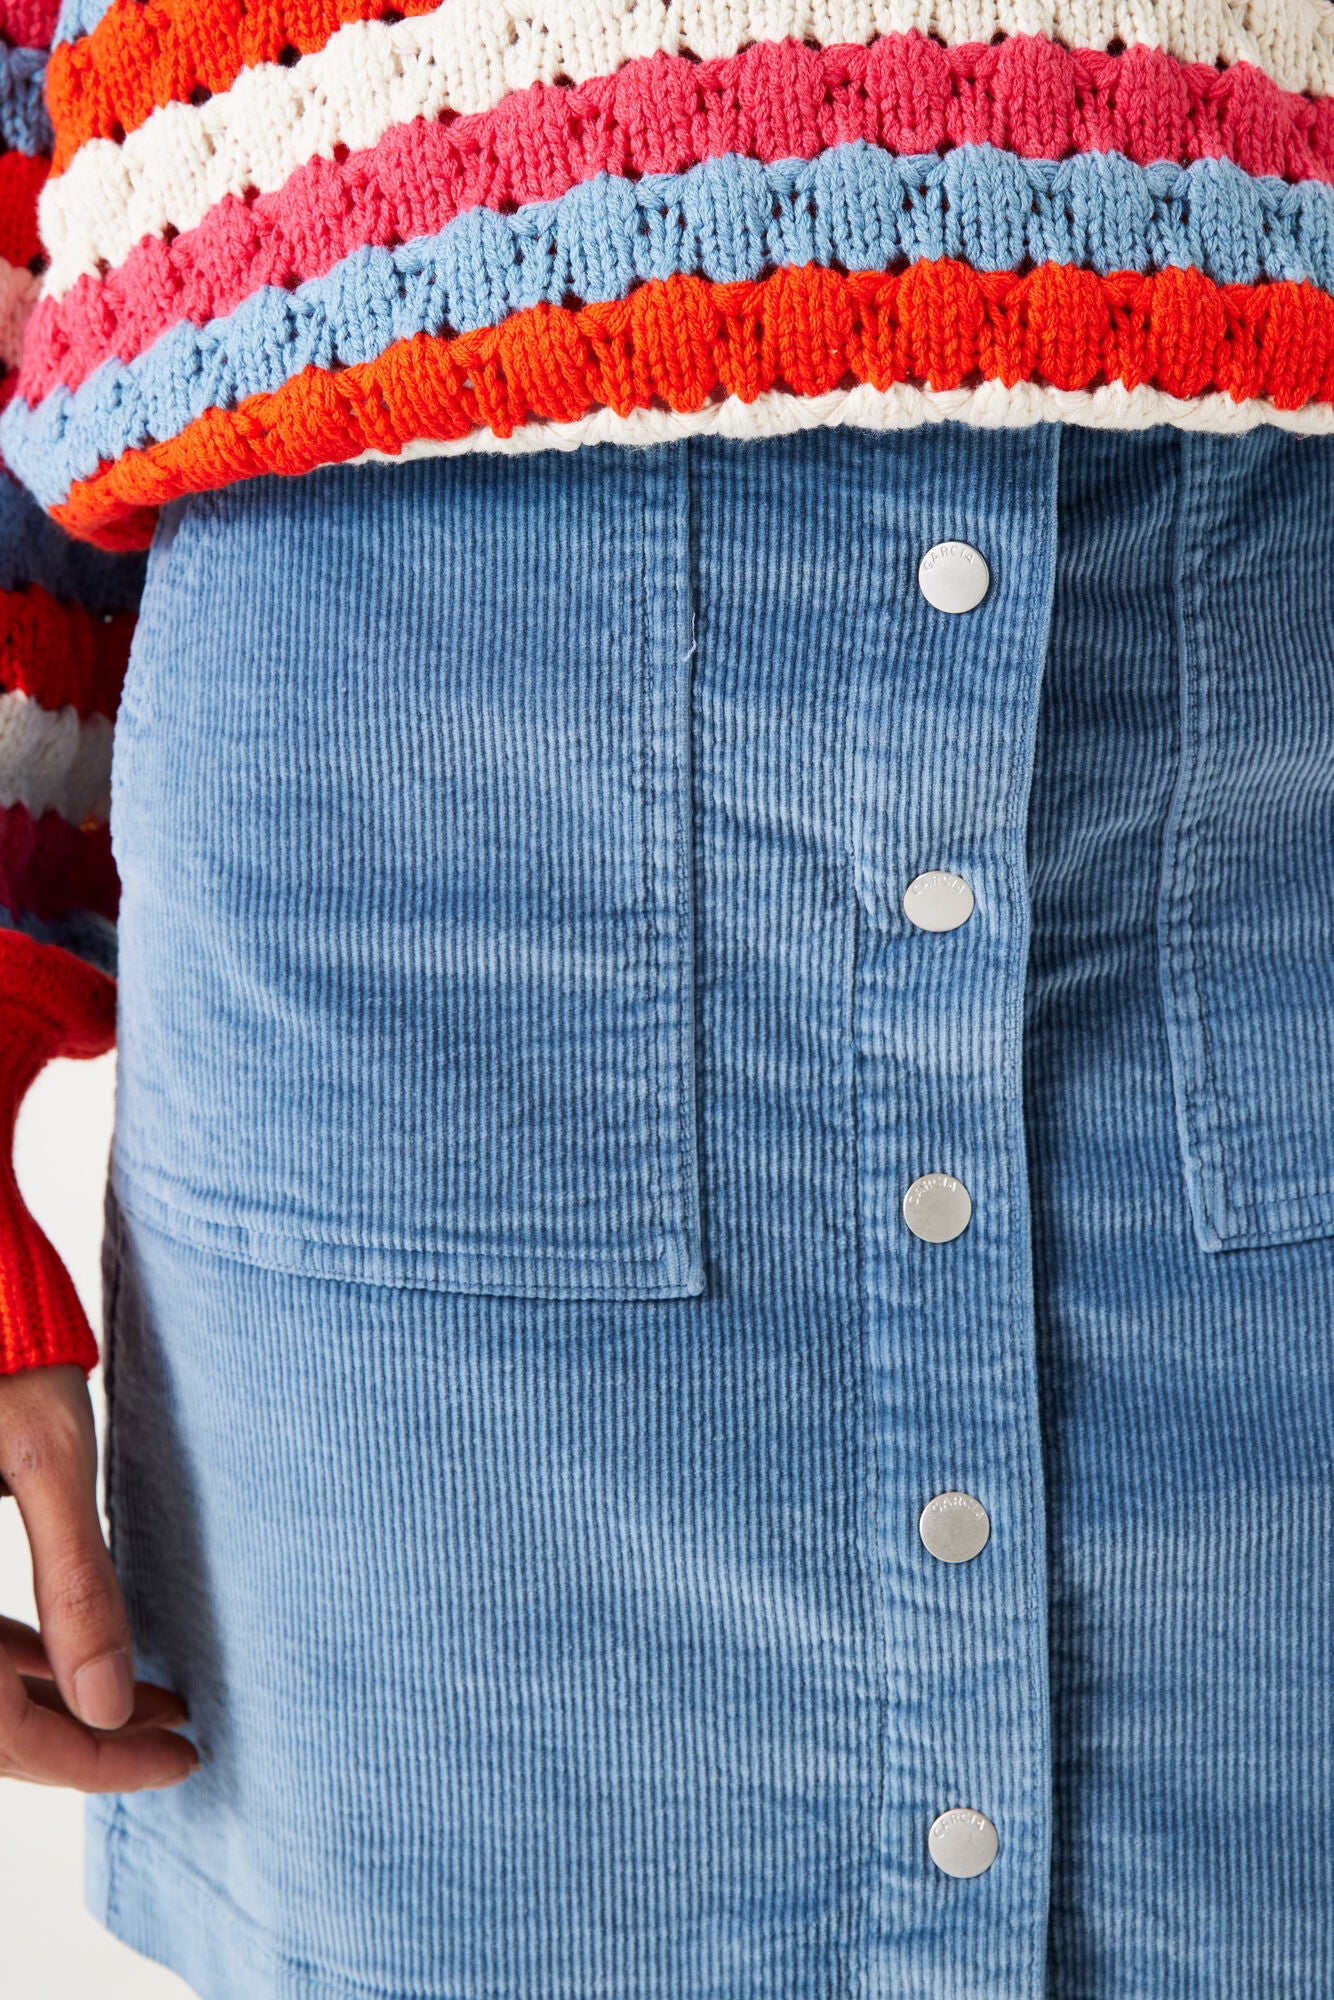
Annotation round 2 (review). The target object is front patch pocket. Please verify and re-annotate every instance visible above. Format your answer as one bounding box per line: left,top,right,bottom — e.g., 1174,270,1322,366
108,447,703,1298
1159,433,1334,1255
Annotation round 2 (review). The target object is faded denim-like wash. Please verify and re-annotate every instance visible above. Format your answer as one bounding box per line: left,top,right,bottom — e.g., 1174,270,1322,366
87,423,1334,1999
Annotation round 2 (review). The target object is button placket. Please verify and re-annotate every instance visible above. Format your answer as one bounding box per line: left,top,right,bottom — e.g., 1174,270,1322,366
903,548,999,1876
850,441,1056,1995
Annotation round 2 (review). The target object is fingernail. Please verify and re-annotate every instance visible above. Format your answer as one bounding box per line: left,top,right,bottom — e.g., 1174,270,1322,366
156,1743,201,1786
73,1648,134,1729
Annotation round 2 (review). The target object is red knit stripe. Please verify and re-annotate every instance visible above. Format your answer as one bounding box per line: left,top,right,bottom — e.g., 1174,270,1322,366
51,259,1334,552
0,799,119,922
0,0,61,50
0,0,113,1380
0,584,134,717
0,150,47,272
0,927,115,1376
0,928,114,1054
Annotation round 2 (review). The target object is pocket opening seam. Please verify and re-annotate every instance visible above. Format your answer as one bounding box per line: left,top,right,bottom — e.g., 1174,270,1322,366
1160,442,1334,1251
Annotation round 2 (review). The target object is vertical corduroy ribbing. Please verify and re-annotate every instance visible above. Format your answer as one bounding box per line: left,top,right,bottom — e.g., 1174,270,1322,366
78,421,1334,2000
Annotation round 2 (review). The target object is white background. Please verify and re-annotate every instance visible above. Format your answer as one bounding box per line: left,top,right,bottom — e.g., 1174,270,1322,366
0,1051,190,1997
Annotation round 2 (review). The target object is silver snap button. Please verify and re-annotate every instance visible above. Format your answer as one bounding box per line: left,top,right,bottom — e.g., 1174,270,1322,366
928,1807,998,1879
917,541,990,614
902,1173,972,1243
903,870,975,933
919,1491,990,1563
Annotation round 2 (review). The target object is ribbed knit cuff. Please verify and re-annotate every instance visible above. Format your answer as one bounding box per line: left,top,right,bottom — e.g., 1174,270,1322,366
0,928,116,1375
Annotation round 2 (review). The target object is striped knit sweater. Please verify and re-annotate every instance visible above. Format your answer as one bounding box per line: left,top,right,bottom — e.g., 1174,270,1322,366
3,0,1334,1372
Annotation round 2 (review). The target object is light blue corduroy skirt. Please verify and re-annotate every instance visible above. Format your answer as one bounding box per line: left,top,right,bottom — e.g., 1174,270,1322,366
86,423,1334,1999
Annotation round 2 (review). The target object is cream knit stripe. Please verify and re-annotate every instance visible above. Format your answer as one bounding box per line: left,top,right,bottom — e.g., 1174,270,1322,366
38,0,1334,302
0,260,37,368
0,688,111,823
342,377,1334,467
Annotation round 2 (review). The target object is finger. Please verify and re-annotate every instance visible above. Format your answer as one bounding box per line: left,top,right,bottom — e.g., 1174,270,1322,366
23,1672,190,1733
0,1611,51,1677
0,1640,199,1792
5,1614,192,1732
4,1383,137,1729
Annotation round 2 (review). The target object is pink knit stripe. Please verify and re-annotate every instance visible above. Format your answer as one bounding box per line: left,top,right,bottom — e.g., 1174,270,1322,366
0,0,59,49
21,29,1334,405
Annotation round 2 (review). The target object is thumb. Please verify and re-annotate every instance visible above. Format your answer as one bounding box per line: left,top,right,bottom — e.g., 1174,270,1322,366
1,1364,134,1729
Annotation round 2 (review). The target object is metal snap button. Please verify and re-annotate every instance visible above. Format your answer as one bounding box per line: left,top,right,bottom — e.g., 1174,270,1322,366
903,870,975,933
902,1173,972,1243
919,1491,991,1563
928,1806,999,1878
917,541,990,614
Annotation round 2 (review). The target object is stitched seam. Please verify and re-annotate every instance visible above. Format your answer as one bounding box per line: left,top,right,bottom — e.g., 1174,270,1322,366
998,458,1060,1961
1179,491,1255,1224
108,1165,687,1277
639,445,669,1273
1015,428,1060,1973
673,442,702,1277
647,438,703,1281
846,889,889,2000
104,1796,126,1936
1163,440,1334,1241
1160,431,1235,1242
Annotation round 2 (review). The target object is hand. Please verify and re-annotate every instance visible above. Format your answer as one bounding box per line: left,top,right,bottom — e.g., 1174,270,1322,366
0,1362,200,1790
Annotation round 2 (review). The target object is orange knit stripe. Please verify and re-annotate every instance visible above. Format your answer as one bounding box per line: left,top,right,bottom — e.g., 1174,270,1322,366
45,0,441,174
52,260,1334,550
0,583,134,717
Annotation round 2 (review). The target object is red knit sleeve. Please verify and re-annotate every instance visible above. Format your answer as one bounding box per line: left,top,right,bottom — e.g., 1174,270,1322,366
0,0,143,1375
0,927,114,1374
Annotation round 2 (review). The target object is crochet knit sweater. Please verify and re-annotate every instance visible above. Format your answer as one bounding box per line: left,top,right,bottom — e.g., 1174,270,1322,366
2,0,1334,1372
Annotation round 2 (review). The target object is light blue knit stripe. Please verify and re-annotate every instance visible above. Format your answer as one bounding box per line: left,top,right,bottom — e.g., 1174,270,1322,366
9,140,1334,509
0,45,52,153
51,0,117,48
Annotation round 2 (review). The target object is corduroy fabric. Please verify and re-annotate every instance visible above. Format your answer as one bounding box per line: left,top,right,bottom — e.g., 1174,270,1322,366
82,421,1334,1999
108,442,703,1293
